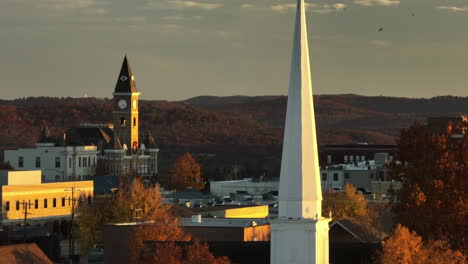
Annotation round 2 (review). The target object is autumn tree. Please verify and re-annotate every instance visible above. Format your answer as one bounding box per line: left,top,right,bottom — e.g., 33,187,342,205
77,177,230,263
377,224,466,264
143,241,231,264
322,183,376,225
77,177,187,253
390,121,467,251
168,153,204,191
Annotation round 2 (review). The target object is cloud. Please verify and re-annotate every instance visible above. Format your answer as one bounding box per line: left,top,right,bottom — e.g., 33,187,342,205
370,40,392,47
354,0,399,7
313,3,347,14
241,4,253,9
145,0,223,11
35,0,109,15
436,6,468,12
182,1,223,10
271,4,296,13
159,23,184,32
216,30,241,38
271,2,346,14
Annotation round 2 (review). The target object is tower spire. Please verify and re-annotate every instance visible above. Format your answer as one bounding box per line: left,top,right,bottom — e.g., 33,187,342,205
271,2,330,263
114,56,137,93
278,0,322,219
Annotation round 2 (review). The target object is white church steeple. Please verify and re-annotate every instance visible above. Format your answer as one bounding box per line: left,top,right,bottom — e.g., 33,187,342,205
271,0,330,263
278,0,322,219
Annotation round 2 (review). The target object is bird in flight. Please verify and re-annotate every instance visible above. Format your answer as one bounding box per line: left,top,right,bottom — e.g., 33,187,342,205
378,27,384,32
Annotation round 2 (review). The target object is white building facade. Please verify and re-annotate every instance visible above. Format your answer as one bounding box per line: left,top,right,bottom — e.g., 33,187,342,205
4,143,98,182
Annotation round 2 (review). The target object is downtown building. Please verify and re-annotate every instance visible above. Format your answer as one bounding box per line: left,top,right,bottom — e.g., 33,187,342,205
4,57,159,181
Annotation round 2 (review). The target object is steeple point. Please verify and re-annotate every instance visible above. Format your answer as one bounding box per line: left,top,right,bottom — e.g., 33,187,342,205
278,0,322,219
114,56,137,93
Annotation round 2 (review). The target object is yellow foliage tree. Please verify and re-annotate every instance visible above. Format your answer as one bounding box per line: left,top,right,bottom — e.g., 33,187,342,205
322,183,374,224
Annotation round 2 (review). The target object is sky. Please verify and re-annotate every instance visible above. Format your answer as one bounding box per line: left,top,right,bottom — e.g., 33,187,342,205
0,0,467,100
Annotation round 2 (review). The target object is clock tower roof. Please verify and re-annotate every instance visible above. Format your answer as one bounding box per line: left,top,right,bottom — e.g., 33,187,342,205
114,56,138,93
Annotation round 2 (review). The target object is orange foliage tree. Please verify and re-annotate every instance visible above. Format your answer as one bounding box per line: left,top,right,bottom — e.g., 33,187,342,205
377,224,466,264
78,178,230,263
390,121,467,251
168,153,204,191
142,241,231,264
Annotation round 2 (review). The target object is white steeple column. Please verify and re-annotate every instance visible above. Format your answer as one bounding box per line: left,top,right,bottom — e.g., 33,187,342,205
271,0,331,263
279,0,322,220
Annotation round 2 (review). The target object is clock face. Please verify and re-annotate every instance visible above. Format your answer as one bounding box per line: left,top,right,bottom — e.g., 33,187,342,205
132,99,137,110
120,75,128,81
118,99,127,109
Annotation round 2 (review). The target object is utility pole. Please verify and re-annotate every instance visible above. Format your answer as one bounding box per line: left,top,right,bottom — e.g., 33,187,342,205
66,186,80,263
21,201,32,243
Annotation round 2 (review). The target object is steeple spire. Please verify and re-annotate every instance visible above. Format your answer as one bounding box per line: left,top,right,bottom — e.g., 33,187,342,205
144,131,157,149
114,56,138,93
278,0,322,219
38,121,53,143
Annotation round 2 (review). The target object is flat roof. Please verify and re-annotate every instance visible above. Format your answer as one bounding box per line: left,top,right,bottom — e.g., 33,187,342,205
107,218,270,228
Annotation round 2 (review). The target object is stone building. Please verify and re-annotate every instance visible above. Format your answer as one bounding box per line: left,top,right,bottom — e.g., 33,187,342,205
64,56,159,178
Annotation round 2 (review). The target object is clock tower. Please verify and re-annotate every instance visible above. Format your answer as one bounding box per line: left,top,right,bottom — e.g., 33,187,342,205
112,56,140,152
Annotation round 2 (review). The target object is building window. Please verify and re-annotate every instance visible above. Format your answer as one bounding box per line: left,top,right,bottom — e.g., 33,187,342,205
53,198,57,208
349,156,353,163
28,200,31,209
333,173,339,181
69,157,72,168
344,173,350,179
62,198,66,207
321,173,327,181
361,155,365,162
35,157,41,168
88,157,91,167
55,157,60,168
379,171,385,181
79,157,81,167
344,155,348,163
120,117,126,127
18,157,24,168
44,199,48,209
327,155,332,164
133,118,136,127
34,199,38,209
16,201,20,211
5,201,10,211
83,157,87,167
93,157,96,166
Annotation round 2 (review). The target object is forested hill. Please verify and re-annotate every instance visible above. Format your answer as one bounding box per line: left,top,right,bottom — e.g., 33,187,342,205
1,95,467,151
